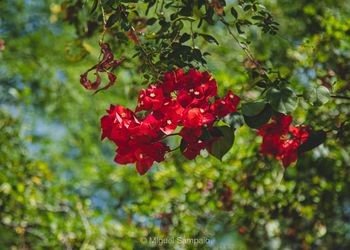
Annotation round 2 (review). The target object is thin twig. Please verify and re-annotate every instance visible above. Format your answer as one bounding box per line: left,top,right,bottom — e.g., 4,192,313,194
219,16,265,74
130,25,159,77
190,22,195,48
297,93,350,101
160,133,180,141
331,95,350,100
170,146,181,152
99,0,107,40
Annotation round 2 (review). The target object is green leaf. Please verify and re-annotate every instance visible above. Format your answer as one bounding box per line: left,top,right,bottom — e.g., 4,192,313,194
231,7,238,19
180,33,191,43
147,18,157,25
303,86,330,106
106,13,119,28
223,112,244,130
121,19,131,31
267,87,298,114
180,139,187,153
243,4,252,11
252,15,264,20
298,130,327,154
209,126,235,161
242,101,267,116
243,104,272,129
199,34,219,45
90,0,98,14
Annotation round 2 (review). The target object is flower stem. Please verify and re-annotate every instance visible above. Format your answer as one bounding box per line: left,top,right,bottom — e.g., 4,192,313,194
169,146,180,152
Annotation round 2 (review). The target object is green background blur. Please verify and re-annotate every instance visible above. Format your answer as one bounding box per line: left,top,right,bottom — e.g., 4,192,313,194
0,0,350,249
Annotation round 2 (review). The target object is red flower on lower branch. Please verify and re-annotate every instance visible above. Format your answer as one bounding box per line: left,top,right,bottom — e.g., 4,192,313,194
257,114,311,167
115,142,170,175
182,141,209,160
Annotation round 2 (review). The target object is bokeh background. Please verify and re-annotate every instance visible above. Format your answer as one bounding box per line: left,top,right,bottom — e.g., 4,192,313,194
1,0,350,249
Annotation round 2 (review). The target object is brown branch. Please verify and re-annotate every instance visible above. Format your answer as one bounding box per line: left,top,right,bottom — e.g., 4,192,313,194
331,95,350,100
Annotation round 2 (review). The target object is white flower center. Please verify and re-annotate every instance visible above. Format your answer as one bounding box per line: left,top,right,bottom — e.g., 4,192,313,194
167,120,172,125
121,113,126,118
229,94,234,99
150,93,156,97
200,108,205,113
189,88,194,93
194,91,200,96
221,100,226,104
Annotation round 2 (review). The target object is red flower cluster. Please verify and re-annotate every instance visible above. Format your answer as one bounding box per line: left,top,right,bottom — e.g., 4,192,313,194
101,69,240,175
257,114,311,167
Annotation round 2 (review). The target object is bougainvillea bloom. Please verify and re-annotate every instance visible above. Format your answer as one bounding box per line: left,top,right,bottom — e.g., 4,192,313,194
210,91,240,118
100,69,240,175
257,114,311,167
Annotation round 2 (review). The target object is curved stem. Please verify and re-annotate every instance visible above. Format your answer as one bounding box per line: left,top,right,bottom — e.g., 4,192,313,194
169,146,180,152
160,133,180,141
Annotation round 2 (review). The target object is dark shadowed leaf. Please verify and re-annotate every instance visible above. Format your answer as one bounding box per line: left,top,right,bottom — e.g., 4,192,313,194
231,7,238,18
199,34,219,45
209,126,235,161
244,104,272,129
267,87,298,114
106,13,120,28
224,112,244,130
298,130,327,154
242,101,267,116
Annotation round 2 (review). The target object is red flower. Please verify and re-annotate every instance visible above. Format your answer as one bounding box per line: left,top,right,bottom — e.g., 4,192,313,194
258,114,292,137
259,134,283,156
100,69,241,175
210,91,240,118
136,84,164,112
179,127,202,143
180,69,212,90
278,139,300,167
160,69,184,94
114,141,169,175
257,114,311,167
134,142,170,175
155,99,184,135
100,105,139,143
131,114,162,139
176,74,217,108
182,107,215,128
277,125,311,167
182,141,209,160
114,143,137,165
289,125,310,144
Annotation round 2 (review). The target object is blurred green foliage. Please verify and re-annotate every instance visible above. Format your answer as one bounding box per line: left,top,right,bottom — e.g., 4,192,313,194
0,0,350,249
